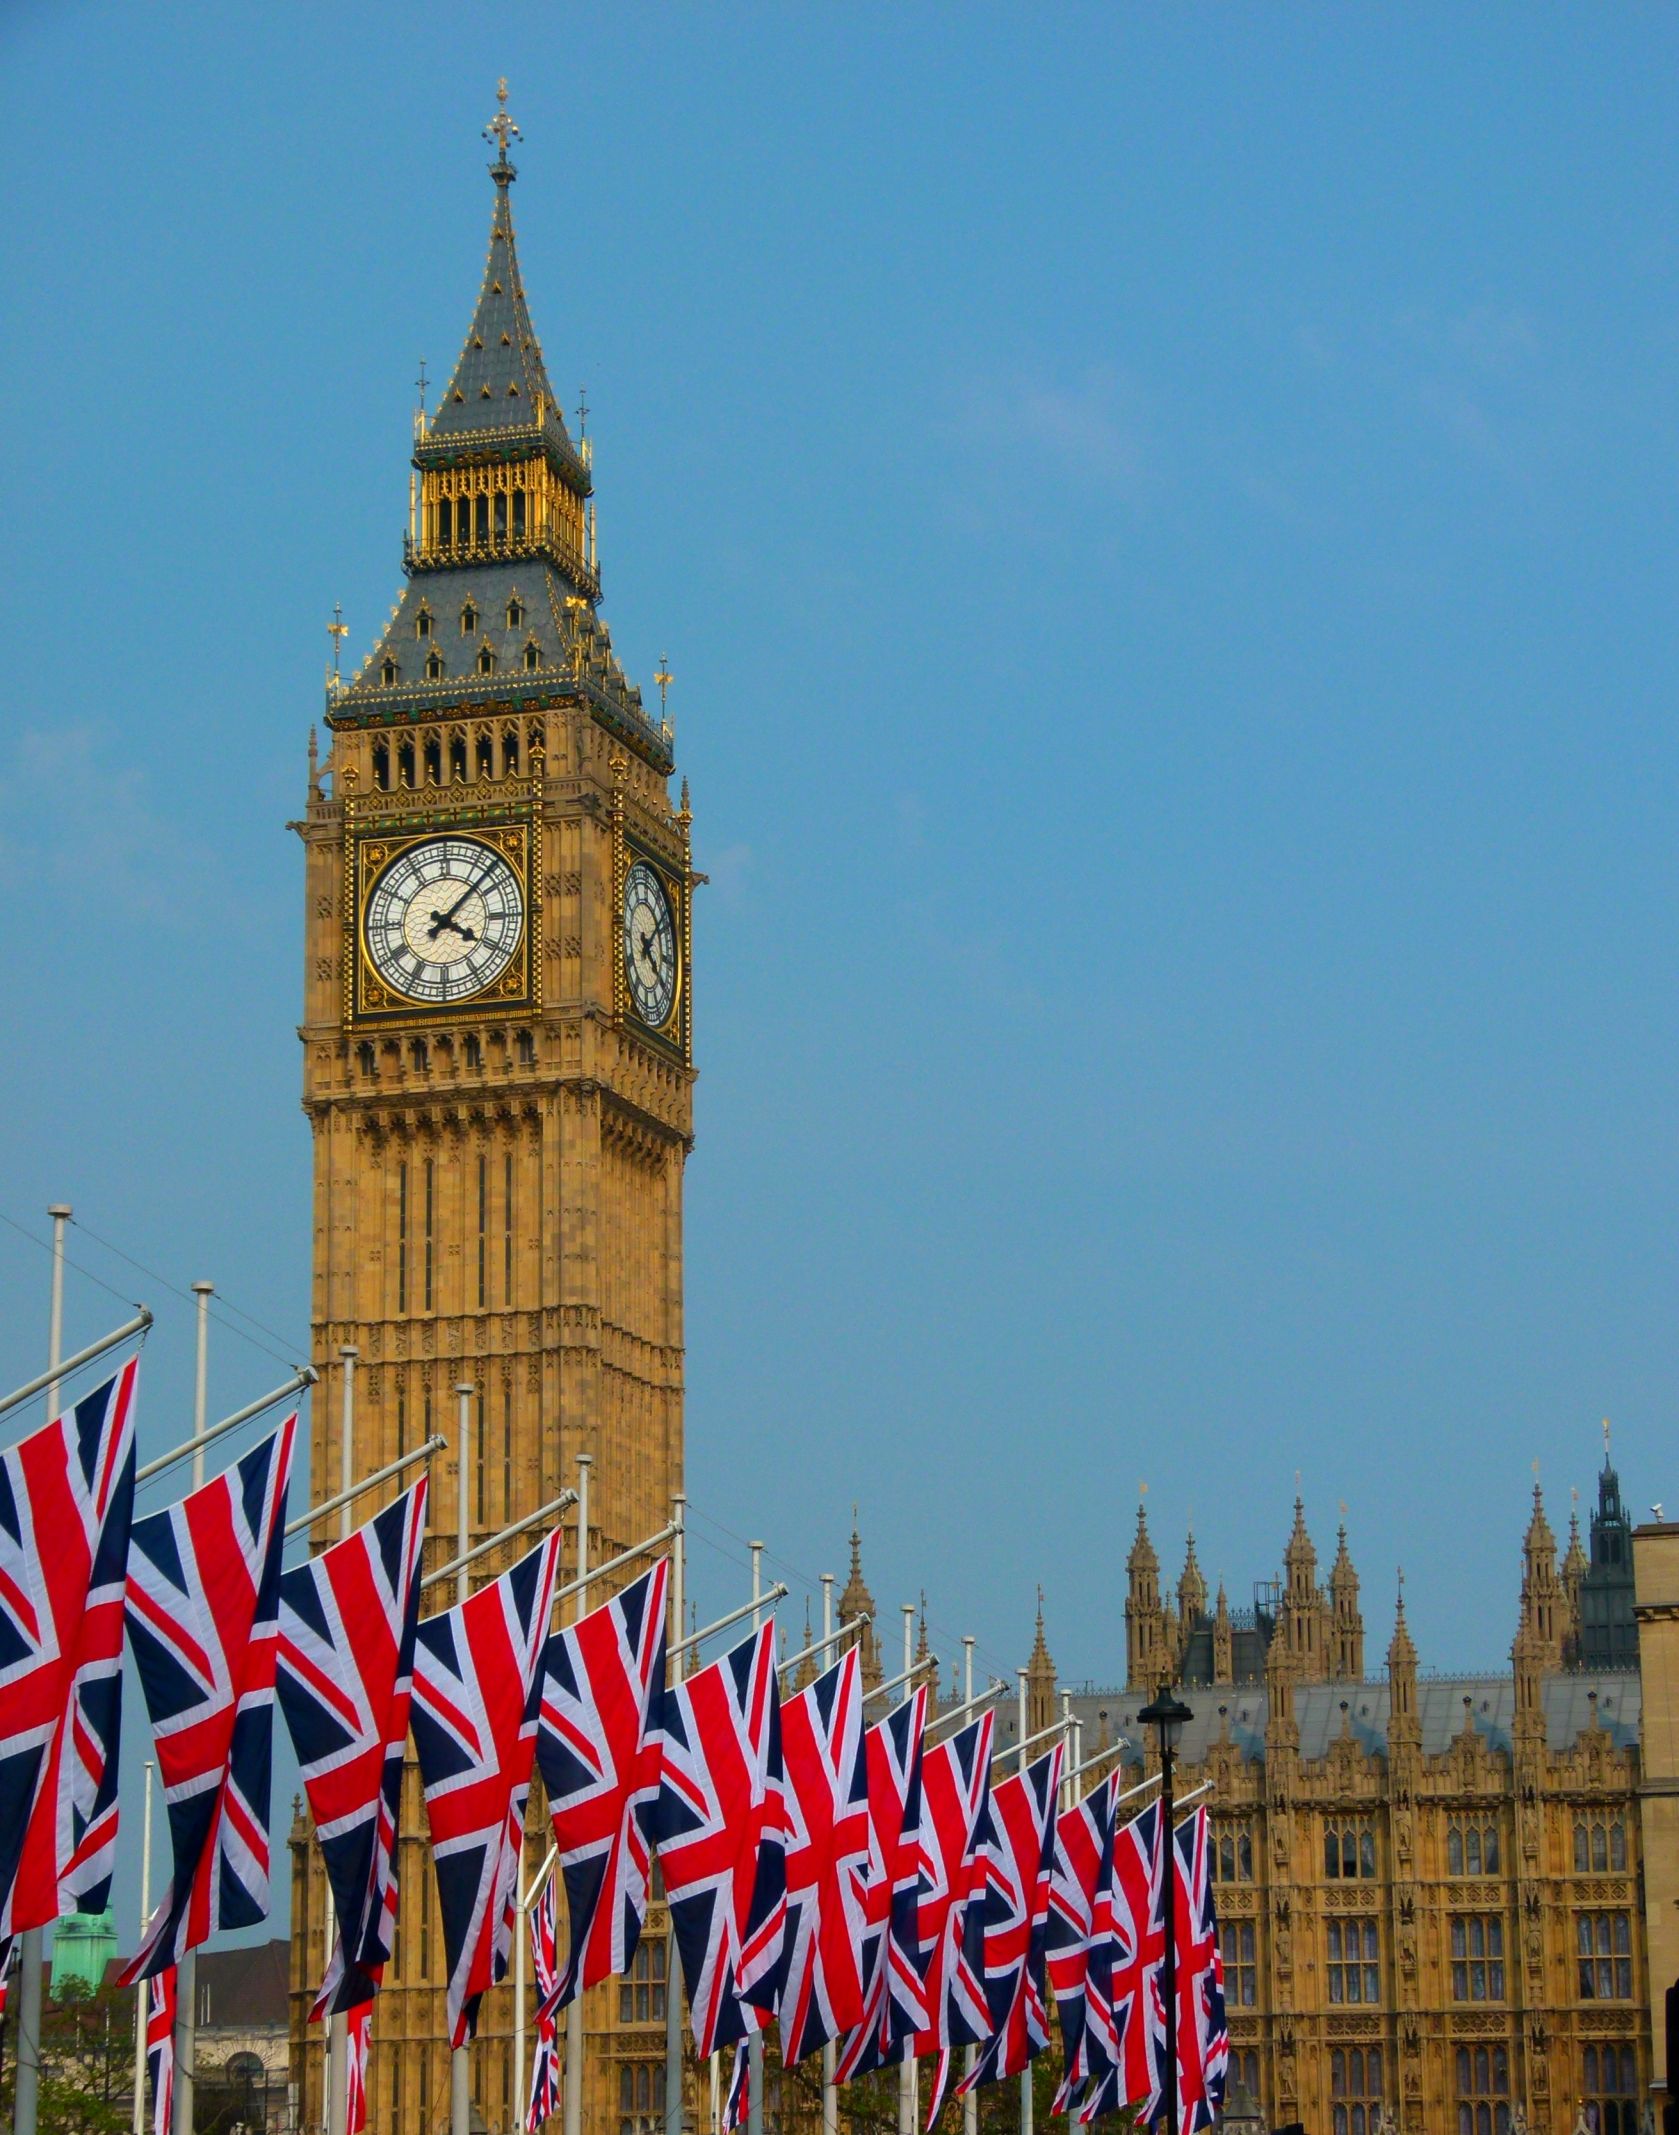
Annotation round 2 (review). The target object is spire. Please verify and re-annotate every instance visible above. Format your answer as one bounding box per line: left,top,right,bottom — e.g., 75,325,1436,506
838,1508,881,1689
1212,1580,1234,1687
1386,1574,1420,1749
1329,1519,1363,1680
1127,1497,1158,1576
916,1591,939,1702
1519,1477,1565,1667
1178,1529,1208,1629
1026,1588,1057,1737
427,83,574,455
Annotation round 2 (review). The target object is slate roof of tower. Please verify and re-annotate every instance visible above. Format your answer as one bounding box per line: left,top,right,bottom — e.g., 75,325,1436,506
424,148,580,470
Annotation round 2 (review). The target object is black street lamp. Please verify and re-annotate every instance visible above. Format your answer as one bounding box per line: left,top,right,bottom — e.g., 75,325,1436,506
1138,1682,1194,2135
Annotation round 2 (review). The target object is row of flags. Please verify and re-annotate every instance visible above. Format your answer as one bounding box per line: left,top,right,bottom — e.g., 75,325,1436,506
0,1358,1225,2135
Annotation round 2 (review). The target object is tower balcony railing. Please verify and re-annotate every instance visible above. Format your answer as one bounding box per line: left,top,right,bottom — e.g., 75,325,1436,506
403,527,601,603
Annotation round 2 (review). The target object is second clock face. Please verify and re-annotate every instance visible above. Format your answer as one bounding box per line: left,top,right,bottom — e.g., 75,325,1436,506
365,836,524,1004
623,858,678,1028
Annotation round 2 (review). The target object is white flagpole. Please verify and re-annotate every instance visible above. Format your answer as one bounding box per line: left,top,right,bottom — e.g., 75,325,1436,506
899,1605,916,2135
130,1760,155,2135
514,1836,528,2135
1017,1667,1031,2135
821,1574,837,2135
169,1281,213,2135
450,1383,475,2135
961,1639,977,2135
325,1347,357,2135
664,1494,686,2135
563,1455,591,2135
14,1203,70,2135
747,1546,767,2135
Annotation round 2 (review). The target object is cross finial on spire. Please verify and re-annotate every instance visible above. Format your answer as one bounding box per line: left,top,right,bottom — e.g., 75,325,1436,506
327,602,348,687
655,655,674,717
484,78,522,176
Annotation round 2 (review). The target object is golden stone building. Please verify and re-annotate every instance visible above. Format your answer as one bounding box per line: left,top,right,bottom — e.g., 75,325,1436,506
289,97,692,2135
1011,1458,1653,2135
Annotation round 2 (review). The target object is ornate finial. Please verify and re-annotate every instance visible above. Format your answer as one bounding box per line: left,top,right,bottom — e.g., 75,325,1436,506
484,79,521,178
654,654,674,721
679,776,692,824
577,385,589,439
1603,1416,1612,1462
326,602,348,693
1396,1565,1406,1611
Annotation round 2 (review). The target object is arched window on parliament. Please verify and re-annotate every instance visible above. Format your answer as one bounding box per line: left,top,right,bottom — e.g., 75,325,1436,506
619,1940,666,2026
426,652,444,682
423,734,442,786
1577,1912,1633,2000
477,730,495,780
1582,2045,1639,2135
1575,1816,1628,1873
1325,1820,1375,1879
1447,1818,1501,1876
507,597,525,630
381,657,397,687
415,608,432,639
461,601,478,635
477,644,497,675
1212,1825,1253,1884
1219,1920,1256,2006
372,743,390,791
516,1029,535,1067
1331,2046,1382,2135
475,493,489,544
512,486,526,539
494,490,507,542
397,739,416,790
619,2063,657,2135
1454,2044,1510,2135
1325,1918,1378,2004
438,496,453,547
450,733,467,781
357,1041,376,1078
524,638,541,672
503,726,520,775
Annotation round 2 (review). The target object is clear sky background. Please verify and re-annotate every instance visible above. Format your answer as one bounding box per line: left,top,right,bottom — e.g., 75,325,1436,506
1,4,1677,1934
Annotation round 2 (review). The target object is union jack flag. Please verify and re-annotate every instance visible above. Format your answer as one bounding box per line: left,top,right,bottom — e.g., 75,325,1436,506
1045,1769,1120,2117
119,1418,296,1984
0,1360,137,1936
146,1963,176,2135
915,1711,996,2127
833,1684,929,2083
654,1620,786,2059
956,1742,1063,2096
724,2041,752,2132
345,1997,372,2135
412,1528,563,2047
1077,1797,1166,2124
776,1645,871,2067
527,1877,561,2129
277,1477,429,2017
1169,1806,1226,2133
534,1557,667,2009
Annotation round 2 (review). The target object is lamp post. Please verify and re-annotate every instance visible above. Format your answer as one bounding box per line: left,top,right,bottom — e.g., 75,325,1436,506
1137,1682,1192,2135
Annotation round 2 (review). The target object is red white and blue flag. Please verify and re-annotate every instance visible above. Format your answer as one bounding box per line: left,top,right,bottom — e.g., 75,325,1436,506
146,1963,177,2135
527,1877,562,2130
957,1742,1063,2095
834,1684,929,2083
412,1528,562,2047
0,1360,138,1936
915,1710,997,2127
277,1477,429,2017
1169,1806,1227,2133
1046,1770,1121,2117
345,1997,372,2135
776,1645,871,2067
1077,1797,1166,2124
655,1620,787,2059
119,1418,296,1983
534,1558,668,2009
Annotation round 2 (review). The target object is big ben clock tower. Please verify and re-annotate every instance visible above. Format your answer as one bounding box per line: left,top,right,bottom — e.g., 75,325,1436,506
292,93,693,2133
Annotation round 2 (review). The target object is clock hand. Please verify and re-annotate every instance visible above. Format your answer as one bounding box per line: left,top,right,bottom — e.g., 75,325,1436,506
433,862,500,932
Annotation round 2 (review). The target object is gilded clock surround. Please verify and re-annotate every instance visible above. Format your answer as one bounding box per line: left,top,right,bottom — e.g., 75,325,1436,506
346,796,538,1026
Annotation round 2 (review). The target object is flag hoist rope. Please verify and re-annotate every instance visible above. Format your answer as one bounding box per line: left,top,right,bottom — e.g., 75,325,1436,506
129,1760,154,2135
171,1278,214,2135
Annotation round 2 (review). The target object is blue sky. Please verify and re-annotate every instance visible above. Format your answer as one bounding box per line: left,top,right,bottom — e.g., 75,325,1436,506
2,0,1677,1893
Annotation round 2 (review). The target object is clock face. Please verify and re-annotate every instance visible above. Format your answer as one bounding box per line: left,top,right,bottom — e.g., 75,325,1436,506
623,858,678,1028
365,836,524,1004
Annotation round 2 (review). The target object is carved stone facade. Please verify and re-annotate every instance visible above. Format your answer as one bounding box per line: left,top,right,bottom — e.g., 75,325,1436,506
289,113,691,2135
1061,1483,1654,2135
